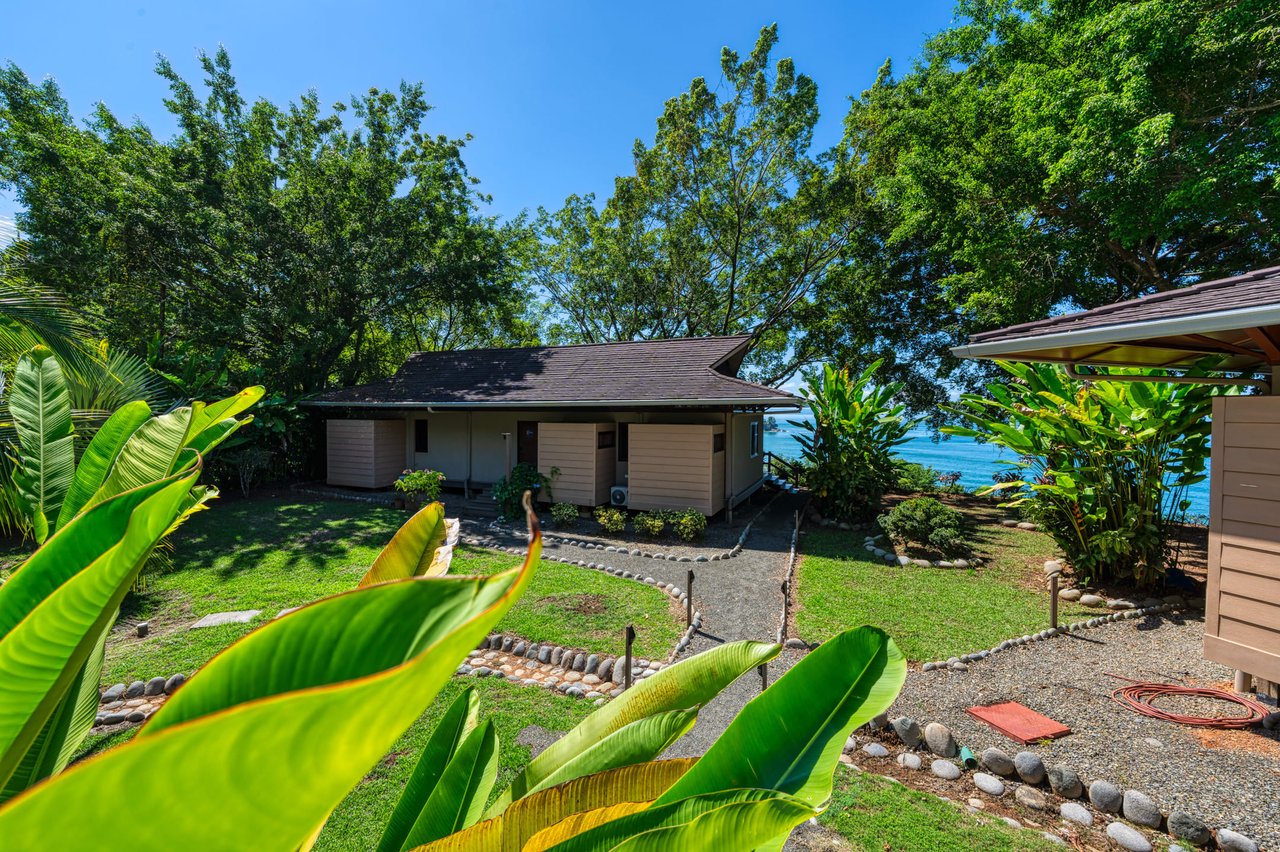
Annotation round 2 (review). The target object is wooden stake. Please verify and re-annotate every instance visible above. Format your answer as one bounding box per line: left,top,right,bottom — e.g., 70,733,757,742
624,624,636,691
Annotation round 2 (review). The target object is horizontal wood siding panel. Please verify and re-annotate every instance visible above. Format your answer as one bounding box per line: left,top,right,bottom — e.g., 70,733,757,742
1222,421,1280,448
1220,518,1280,543
1203,634,1280,684
327,419,404,488
1220,446,1280,476
539,422,614,506
1218,616,1280,652
1222,397,1280,423
1221,471,1280,502
1220,495,1280,528
627,423,713,515
1220,543,1280,576
1220,572,1280,607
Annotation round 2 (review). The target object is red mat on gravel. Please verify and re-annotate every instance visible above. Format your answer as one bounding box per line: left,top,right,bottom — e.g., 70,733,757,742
966,702,1071,744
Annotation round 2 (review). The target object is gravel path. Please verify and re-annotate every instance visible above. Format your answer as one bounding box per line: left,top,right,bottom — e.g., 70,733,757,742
890,612,1280,849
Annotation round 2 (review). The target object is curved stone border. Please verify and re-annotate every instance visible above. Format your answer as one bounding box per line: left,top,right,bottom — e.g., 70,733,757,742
458,530,698,663
919,597,1188,673
95,673,187,727
860,532,982,569
461,632,666,704
846,714,1260,852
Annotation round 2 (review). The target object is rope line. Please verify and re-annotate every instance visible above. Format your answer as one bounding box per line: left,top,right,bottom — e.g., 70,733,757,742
1104,673,1271,729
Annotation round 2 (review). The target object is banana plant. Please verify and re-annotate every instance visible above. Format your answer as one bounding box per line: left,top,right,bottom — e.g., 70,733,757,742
0,495,906,850
0,355,261,803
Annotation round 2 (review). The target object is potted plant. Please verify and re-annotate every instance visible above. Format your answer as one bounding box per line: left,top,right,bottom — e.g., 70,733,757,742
394,468,445,511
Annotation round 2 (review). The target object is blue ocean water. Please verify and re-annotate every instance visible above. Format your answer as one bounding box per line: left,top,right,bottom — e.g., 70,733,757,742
764,414,1212,520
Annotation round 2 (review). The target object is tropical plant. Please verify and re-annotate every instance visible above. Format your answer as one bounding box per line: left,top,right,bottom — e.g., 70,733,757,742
633,511,666,537
945,362,1218,586
894,462,940,494
549,501,579,528
669,508,707,542
0,376,259,802
877,497,967,557
593,506,626,534
491,463,553,519
792,361,914,523
0,497,905,848
396,469,447,505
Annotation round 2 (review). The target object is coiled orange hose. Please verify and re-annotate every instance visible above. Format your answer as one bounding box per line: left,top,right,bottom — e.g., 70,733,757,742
1106,673,1272,729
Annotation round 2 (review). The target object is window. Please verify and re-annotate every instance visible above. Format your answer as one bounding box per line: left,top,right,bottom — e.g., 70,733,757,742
414,419,429,454
597,430,616,450
712,432,725,453
618,423,629,461
749,421,761,458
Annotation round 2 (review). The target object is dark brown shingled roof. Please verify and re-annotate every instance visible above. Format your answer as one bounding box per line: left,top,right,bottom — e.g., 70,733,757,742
305,335,800,408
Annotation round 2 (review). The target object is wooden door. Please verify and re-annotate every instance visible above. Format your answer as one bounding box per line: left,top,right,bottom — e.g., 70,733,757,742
516,421,538,466
1205,396,1280,685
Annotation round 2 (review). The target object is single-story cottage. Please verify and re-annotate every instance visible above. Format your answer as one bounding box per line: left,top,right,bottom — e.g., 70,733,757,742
303,335,801,517
952,263,1280,696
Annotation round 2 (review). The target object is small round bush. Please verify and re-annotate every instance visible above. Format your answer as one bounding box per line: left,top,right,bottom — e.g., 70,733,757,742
550,502,580,527
634,511,666,537
594,506,626,533
394,468,445,503
877,497,967,556
671,508,707,541
895,462,939,494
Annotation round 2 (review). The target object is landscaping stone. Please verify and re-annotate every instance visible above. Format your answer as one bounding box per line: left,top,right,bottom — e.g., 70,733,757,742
1058,588,1082,601
1013,751,1046,784
1043,560,1063,574
124,681,145,699
1217,829,1259,852
190,609,261,629
1109,599,1137,610
891,716,922,749
861,742,889,758
1059,802,1093,826
1122,790,1162,828
1089,780,1123,813
1016,522,1037,530
930,759,961,780
843,735,857,753
1047,765,1082,798
585,654,599,673
102,712,126,725
973,773,1005,796
571,653,586,672
1167,811,1211,846
1080,594,1106,608
1106,822,1153,852
1262,711,1280,731
1001,817,1021,829
1041,832,1066,846
981,747,1015,776
125,710,146,723
897,753,921,770
924,722,957,757
538,646,552,664
143,676,167,697
512,641,526,656
136,621,150,637
597,659,614,681
1015,786,1048,810
101,683,126,703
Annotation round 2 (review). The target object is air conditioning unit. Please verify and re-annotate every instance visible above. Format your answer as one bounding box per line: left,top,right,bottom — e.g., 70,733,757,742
610,486,629,507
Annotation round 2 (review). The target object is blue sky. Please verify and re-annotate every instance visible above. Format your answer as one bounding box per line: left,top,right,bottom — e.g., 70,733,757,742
2,1,956,230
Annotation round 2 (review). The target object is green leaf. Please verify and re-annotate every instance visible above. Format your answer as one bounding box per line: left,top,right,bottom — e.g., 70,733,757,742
54,400,152,531
491,639,778,815
80,407,194,513
361,502,450,586
9,346,76,543
376,688,480,852
0,528,543,849
401,720,499,848
185,387,264,444
655,626,905,810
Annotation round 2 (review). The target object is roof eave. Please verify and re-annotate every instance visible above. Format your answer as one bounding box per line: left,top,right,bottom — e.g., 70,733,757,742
300,396,800,410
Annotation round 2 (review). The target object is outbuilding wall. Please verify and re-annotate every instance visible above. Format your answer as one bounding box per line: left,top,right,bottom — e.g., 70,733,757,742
626,423,724,515
325,419,405,488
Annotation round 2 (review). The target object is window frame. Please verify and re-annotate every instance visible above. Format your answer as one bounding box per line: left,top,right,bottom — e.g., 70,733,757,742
414,419,429,454
749,420,761,458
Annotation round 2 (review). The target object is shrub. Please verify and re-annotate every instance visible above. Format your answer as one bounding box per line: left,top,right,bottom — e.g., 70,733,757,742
491,462,553,519
394,468,445,504
670,508,708,541
634,511,666,537
877,497,967,556
792,361,913,523
945,362,1218,586
594,506,626,533
895,462,939,494
550,501,580,527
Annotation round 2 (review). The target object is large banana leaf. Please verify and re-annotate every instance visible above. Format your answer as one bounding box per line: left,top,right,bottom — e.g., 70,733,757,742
0,524,543,849
0,469,201,795
400,719,499,847
655,626,904,811
491,639,779,815
377,687,481,852
9,346,75,542
361,502,451,586
416,760,696,851
54,400,151,531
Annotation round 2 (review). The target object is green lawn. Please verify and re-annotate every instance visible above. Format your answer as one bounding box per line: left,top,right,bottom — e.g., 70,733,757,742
101,494,680,683
822,768,1061,851
795,520,1091,663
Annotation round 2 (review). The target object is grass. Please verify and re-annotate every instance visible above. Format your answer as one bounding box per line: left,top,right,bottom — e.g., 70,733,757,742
822,768,1062,851
100,493,680,683
795,508,1092,662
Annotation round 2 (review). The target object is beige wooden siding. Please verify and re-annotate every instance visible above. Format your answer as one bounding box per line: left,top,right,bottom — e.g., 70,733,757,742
538,423,613,506
627,424,722,516
1205,396,1280,683
327,419,405,488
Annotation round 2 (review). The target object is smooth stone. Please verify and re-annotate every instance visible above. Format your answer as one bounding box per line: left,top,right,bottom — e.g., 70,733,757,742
952,558,970,568
1016,521,1037,530
930,759,961,780
124,681,146,699
924,722,957,758
190,609,261,629
1058,588,1082,601
102,683,126,703
101,712,126,725
125,710,146,723
1047,765,1082,798
951,662,969,671
1108,599,1137,610
891,716,922,749
571,653,586,672
1042,832,1066,846
1080,594,1106,608
861,742,889,758
1167,811,1211,846
1261,711,1279,731
1105,822,1152,852
922,662,937,672
1015,785,1047,810
1059,801,1093,826
897,752,922,770
501,636,514,652
1013,751,1046,785
981,747,1016,776
143,676,167,696
1089,780,1123,813
1142,737,1163,749
597,659,614,681
1044,560,1063,574
843,735,858,753
1216,829,1259,852
973,772,1004,796
585,654,599,673
136,621,150,637
512,641,526,656
1122,790,1162,828
1002,817,1022,829
538,646,552,663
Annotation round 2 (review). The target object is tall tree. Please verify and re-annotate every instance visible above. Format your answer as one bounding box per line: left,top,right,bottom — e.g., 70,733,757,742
535,25,859,383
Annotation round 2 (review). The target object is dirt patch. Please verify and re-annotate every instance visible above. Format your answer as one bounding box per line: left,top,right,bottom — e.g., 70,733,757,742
541,593,608,616
1190,726,1280,759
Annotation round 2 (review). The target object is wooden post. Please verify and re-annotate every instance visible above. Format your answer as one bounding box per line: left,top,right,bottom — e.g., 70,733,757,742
780,581,789,642
758,662,768,692
1049,573,1059,629
1234,669,1253,694
686,569,695,628
624,624,636,691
